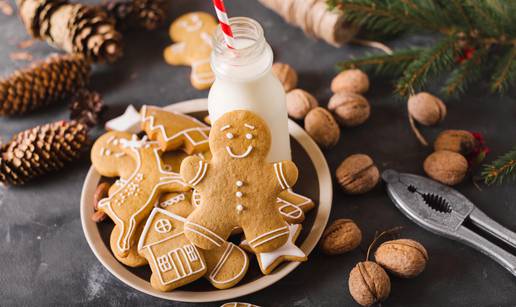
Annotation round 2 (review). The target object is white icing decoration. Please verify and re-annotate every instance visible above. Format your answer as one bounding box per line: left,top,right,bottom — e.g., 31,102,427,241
179,15,203,32
245,133,253,140
105,105,142,134
200,31,213,47
208,243,248,285
192,190,202,207
247,225,289,248
236,180,243,187
236,191,243,198
226,145,253,159
140,106,210,147
191,59,214,85
236,204,244,214
226,132,234,139
274,162,290,190
184,221,224,247
220,124,231,131
244,123,255,130
154,219,173,233
255,224,305,271
188,160,208,187
160,193,186,208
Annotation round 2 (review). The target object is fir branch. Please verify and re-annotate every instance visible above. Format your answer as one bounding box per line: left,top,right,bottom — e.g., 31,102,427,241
327,0,445,35
482,147,516,185
464,0,505,37
337,48,423,76
396,35,460,96
443,47,489,97
490,46,516,93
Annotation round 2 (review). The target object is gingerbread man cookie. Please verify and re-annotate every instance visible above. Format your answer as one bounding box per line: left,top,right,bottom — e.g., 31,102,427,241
180,111,298,253
141,105,211,154
164,12,218,90
277,189,316,224
138,208,207,291
159,192,250,289
97,135,190,258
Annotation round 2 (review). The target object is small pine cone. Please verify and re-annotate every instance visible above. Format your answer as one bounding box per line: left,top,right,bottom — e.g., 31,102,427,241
69,89,104,128
0,53,91,116
17,0,123,63
102,0,166,31
0,120,90,185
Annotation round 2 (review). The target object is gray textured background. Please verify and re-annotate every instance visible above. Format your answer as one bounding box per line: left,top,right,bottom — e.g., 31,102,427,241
1,0,516,306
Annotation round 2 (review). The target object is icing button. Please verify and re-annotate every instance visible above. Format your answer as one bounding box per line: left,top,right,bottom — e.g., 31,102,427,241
236,191,243,198
236,204,244,213
236,180,243,187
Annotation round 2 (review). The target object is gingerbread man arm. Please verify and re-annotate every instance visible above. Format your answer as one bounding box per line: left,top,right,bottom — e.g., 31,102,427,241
164,42,188,65
180,155,209,189
273,160,299,190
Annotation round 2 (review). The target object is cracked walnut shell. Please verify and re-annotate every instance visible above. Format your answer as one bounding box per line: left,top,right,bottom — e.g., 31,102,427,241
336,154,379,194
375,239,428,278
321,219,362,255
349,261,391,306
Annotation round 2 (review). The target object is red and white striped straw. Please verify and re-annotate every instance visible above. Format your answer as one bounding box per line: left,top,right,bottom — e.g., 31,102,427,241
212,0,235,49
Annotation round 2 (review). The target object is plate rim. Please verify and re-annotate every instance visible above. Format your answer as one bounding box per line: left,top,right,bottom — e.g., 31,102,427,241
80,99,333,302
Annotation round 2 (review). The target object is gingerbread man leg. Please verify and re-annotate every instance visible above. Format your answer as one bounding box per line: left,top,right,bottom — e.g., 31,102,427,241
241,211,290,254
184,208,233,250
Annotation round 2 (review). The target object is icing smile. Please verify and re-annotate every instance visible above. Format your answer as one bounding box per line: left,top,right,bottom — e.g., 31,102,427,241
226,146,253,159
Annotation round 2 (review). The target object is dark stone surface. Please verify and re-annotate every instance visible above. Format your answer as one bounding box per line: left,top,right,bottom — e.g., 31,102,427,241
1,0,515,306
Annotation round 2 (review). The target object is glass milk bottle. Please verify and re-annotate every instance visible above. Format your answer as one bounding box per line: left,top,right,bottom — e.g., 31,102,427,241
208,17,291,162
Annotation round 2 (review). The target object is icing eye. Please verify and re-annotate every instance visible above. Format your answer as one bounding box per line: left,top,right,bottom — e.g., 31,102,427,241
246,133,253,140
226,132,234,139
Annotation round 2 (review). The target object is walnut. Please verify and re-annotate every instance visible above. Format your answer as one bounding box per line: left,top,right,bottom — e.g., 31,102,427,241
321,219,362,255
304,107,340,148
328,92,370,127
375,239,428,278
336,154,379,194
272,62,298,92
348,261,391,306
408,92,447,126
331,69,369,94
434,129,478,155
423,150,468,186
286,89,318,119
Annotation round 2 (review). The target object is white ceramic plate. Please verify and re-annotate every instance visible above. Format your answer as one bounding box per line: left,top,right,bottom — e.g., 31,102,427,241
80,99,332,302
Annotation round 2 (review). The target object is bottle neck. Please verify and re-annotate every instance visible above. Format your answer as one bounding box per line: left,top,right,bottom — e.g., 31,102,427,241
211,17,273,82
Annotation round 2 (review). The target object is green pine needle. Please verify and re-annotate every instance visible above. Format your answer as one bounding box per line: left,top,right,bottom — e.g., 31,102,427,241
482,147,516,185
490,46,516,93
396,35,460,96
337,48,423,76
443,47,488,97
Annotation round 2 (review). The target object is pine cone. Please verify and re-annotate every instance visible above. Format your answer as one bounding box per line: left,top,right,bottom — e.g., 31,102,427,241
0,120,89,185
102,0,166,31
0,53,91,116
69,89,104,128
17,0,123,63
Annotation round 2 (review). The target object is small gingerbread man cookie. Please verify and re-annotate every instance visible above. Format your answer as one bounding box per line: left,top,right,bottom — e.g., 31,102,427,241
91,131,135,179
164,12,218,90
180,111,298,253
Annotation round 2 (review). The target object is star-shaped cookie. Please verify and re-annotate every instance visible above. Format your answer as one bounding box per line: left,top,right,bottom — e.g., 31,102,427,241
241,224,307,274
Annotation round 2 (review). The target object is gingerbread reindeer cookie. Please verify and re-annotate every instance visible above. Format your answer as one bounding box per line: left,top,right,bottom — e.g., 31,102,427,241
164,12,218,90
97,135,190,258
180,110,298,253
